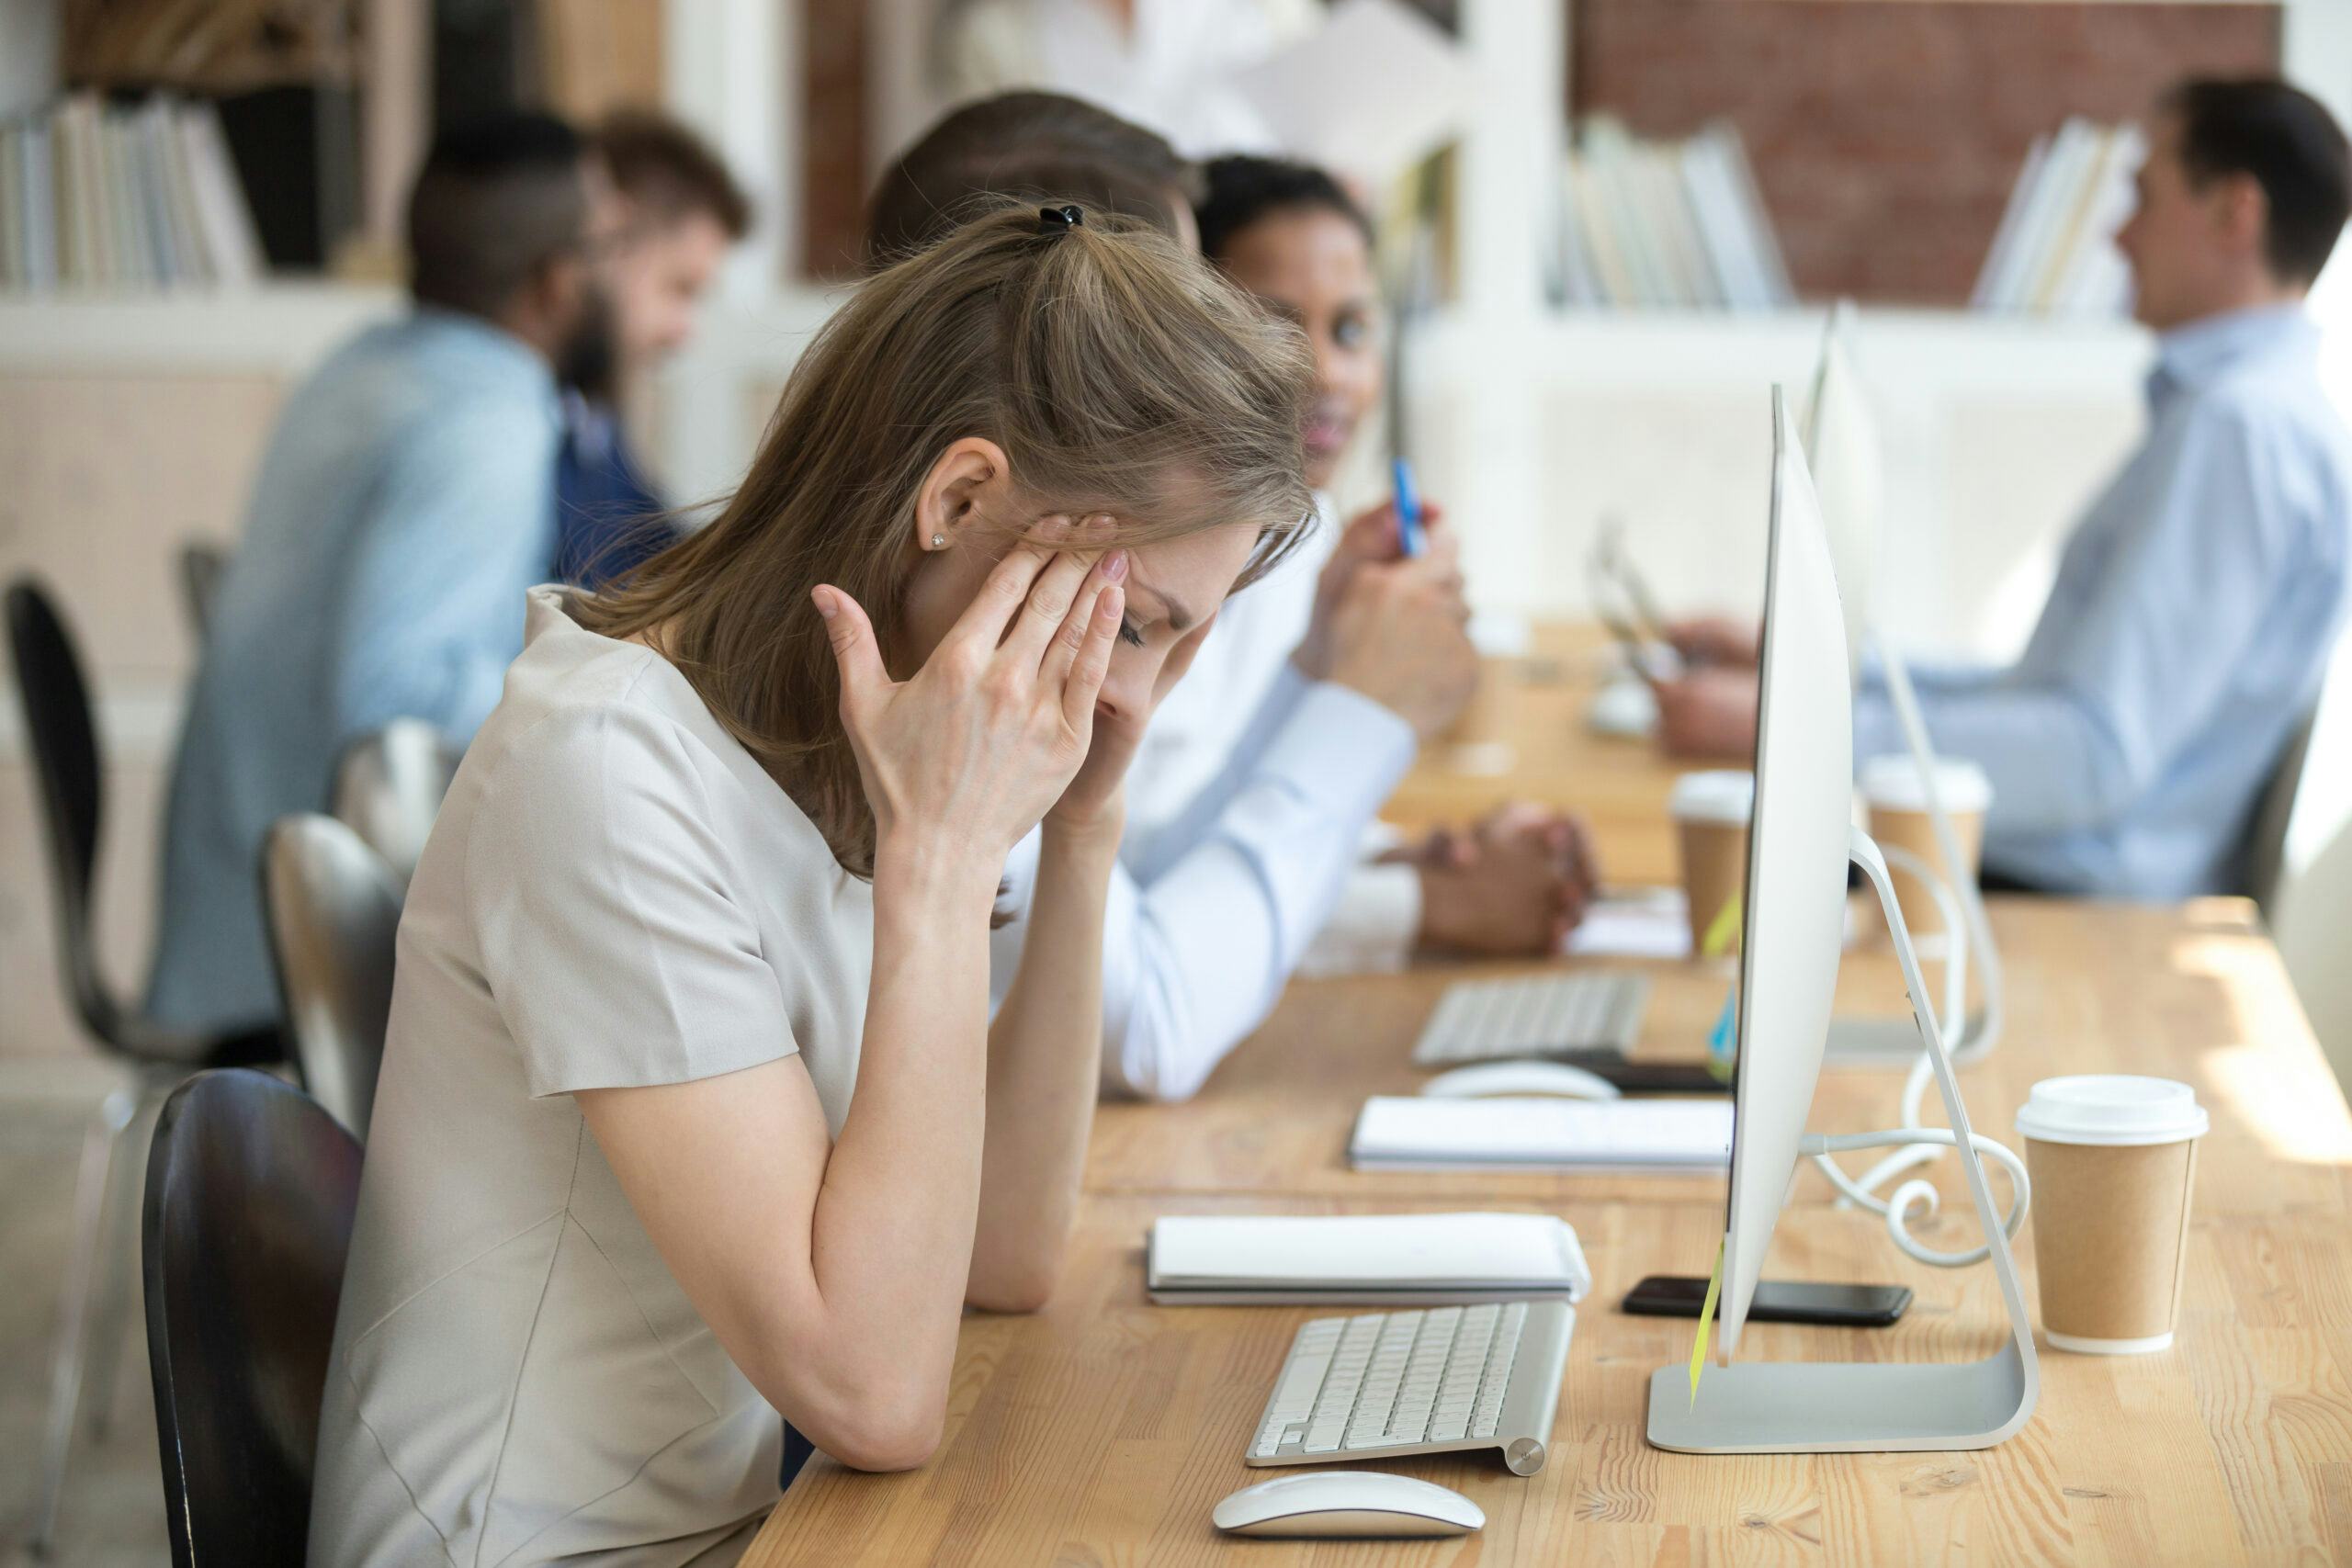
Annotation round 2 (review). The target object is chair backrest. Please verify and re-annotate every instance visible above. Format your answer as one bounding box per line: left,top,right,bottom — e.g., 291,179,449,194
2245,701,2322,914
332,718,460,884
262,815,401,1141
177,542,228,641
142,1068,361,1568
6,578,124,1045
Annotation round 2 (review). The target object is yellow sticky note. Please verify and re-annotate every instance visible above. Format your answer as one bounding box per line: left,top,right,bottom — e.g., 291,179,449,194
1688,1240,1724,1409
1700,891,1742,959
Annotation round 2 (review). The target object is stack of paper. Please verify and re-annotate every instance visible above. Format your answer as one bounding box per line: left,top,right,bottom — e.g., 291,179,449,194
1147,1212,1591,1306
1351,1096,1733,1175
0,92,263,294
1558,118,1794,312
1971,119,2144,317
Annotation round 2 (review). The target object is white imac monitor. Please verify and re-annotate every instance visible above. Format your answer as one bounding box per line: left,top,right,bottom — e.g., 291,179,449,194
1716,389,1855,1360
1645,389,2037,1454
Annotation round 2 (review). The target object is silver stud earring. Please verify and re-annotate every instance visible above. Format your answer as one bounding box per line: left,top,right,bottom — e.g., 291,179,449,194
931,533,947,550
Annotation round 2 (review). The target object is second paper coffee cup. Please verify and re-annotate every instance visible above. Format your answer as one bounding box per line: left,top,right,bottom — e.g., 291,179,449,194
1861,754,1992,948
2016,1075,2208,1354
1670,770,1753,955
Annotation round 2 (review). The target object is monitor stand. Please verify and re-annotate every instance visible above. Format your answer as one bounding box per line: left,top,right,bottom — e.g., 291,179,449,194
1645,826,2040,1454
1826,634,2004,1070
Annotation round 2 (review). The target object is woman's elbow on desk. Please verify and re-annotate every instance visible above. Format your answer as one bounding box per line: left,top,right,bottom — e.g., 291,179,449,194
752,1345,949,1472
966,1245,1069,1314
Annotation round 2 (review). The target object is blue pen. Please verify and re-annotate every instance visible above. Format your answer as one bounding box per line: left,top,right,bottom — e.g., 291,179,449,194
1391,457,1425,558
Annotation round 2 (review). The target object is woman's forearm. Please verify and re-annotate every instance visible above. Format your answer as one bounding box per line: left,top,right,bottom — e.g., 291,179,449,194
804,835,1000,1440
967,819,1118,1310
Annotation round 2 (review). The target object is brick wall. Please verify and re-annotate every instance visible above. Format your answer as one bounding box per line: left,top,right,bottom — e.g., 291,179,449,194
803,0,869,278
1572,1,2282,305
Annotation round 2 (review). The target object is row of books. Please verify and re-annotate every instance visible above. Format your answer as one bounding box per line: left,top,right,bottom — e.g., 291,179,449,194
1555,118,1796,312
1972,118,2143,317
0,93,267,294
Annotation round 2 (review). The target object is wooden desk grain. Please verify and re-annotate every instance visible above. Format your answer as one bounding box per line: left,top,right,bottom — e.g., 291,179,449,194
750,1184,2352,1565
742,625,2352,1564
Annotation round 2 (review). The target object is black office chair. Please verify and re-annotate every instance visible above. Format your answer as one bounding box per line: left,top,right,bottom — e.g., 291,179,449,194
142,1069,361,1568
5,578,279,1555
176,542,228,643
2244,699,2322,918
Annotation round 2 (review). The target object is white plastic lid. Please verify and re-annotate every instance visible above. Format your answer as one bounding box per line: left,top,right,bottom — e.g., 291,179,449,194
1668,770,1754,826
1861,753,1993,814
2014,1075,2209,1146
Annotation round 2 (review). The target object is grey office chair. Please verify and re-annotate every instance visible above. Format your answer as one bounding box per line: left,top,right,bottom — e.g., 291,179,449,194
262,816,402,1141
2245,701,2321,917
176,541,227,642
331,717,460,884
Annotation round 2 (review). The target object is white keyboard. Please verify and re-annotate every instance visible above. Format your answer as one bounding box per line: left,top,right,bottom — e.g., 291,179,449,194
1411,973,1650,1066
1244,1301,1574,1476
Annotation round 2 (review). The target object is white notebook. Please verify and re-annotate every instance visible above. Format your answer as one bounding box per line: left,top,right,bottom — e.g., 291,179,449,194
1146,1213,1590,1306
1351,1096,1733,1175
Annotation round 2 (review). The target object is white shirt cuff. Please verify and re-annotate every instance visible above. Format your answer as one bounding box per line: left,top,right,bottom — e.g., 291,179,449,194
1299,860,1421,976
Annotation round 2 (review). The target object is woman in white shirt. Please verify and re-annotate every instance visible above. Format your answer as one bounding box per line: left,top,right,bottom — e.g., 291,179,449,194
308,203,1315,1566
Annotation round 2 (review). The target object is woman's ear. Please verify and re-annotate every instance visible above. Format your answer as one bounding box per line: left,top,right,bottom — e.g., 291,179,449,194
911,437,1014,557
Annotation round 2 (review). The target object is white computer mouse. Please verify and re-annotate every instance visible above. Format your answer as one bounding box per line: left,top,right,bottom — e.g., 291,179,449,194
1587,674,1658,739
1420,1060,1623,1100
1212,1472,1484,1539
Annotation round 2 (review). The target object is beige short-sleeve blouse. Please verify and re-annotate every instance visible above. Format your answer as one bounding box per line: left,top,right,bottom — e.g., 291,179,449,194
310,588,873,1567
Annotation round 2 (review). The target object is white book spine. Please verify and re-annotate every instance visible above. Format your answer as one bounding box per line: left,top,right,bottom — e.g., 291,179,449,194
181,101,265,286
103,109,152,288
1712,124,1793,306
2001,118,2094,313
1570,153,1634,307
0,121,23,292
150,96,211,287
57,96,98,287
1556,157,1601,308
2030,123,2119,311
25,118,57,290
1972,132,2050,310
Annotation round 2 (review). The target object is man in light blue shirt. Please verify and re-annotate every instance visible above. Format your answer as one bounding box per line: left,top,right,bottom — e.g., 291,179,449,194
148,115,626,1038
1658,77,2352,901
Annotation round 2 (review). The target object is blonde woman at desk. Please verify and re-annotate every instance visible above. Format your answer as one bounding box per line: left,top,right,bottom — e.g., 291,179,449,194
307,205,1316,1567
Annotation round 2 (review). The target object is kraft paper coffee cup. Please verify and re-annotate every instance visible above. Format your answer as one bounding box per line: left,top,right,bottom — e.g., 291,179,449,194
1861,755,1992,950
2016,1076,2209,1354
1670,771,1752,955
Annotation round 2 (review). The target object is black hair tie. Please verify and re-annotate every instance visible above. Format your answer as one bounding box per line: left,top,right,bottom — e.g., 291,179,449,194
1037,203,1084,236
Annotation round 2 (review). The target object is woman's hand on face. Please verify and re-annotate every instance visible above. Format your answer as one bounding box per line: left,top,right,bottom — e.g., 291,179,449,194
816,515,1127,870
1044,610,1210,843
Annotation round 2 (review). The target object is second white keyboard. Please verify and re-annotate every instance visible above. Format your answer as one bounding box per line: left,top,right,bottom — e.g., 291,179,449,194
1411,972,1651,1066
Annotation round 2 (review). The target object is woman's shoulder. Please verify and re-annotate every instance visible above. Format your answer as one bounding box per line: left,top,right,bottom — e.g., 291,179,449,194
458,594,833,875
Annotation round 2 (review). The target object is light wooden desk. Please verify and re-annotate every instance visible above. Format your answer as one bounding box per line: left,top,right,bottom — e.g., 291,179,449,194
746,631,2352,1565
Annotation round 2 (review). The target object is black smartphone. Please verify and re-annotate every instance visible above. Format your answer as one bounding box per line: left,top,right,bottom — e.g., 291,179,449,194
1549,1050,1729,1096
1621,1275,1911,1327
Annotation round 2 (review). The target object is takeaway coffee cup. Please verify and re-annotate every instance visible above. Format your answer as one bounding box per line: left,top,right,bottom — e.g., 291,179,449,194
1861,754,1992,951
2015,1076,2209,1354
1670,771,1753,955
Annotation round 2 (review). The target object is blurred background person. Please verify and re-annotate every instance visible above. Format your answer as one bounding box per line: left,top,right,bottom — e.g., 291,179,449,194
554,109,752,591
144,114,625,1041
1654,76,2352,903
1180,152,1599,971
